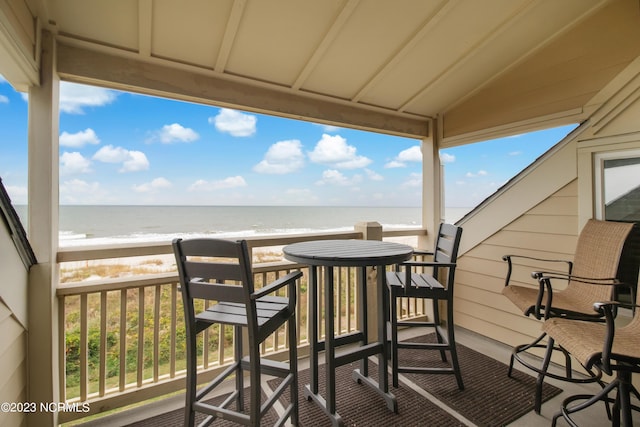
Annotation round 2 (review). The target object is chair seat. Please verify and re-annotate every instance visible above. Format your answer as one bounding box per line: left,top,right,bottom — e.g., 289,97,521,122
196,296,291,327
502,284,603,317
386,271,445,292
542,317,640,369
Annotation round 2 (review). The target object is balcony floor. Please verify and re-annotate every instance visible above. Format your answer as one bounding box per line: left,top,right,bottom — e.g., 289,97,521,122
78,327,637,427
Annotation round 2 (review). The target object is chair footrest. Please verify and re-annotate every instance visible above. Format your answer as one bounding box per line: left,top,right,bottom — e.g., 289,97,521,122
397,341,450,350
194,399,250,425
397,366,456,375
397,321,437,327
240,356,292,377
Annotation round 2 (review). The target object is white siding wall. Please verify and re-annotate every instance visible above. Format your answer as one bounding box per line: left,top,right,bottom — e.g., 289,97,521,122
455,181,579,347
453,55,640,350
0,224,28,427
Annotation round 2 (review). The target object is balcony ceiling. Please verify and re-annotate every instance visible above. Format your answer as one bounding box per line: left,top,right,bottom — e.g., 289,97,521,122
12,0,640,144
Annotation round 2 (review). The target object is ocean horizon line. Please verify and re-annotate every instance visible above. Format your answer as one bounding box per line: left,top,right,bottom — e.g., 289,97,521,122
12,205,473,247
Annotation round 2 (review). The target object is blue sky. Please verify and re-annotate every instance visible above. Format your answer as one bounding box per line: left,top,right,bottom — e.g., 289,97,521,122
1,75,577,207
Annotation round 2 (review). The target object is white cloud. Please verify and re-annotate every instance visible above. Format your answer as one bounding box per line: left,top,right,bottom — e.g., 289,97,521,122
508,151,522,156
314,123,342,133
210,108,257,137
157,123,199,143
0,94,8,104
93,145,129,163
365,169,384,181
5,185,27,203
440,152,456,163
93,145,149,172
385,145,422,168
316,169,363,186
59,82,118,114
398,146,422,162
308,134,371,169
61,179,100,193
59,128,101,147
384,160,405,169
60,152,92,175
60,179,100,194
402,172,422,188
132,177,172,193
465,170,488,178
60,179,105,203
188,176,247,191
253,139,304,174
121,151,150,172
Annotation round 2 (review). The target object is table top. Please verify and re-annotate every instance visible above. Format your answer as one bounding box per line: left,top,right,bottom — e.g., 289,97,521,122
283,239,413,267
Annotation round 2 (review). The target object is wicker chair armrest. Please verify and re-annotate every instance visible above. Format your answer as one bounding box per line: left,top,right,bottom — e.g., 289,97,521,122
531,271,622,286
252,270,302,301
503,255,573,288
530,272,631,321
593,301,640,313
502,254,573,268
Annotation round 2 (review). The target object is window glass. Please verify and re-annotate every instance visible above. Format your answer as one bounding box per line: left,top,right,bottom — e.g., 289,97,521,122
596,151,640,304
602,157,640,221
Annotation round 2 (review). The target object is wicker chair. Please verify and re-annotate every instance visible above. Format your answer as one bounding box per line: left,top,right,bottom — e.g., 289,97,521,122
173,238,301,427
542,299,640,427
502,219,634,413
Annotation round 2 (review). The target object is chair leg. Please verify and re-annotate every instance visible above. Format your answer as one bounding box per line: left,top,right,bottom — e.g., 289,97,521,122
445,298,464,390
535,336,555,414
249,342,261,426
234,325,244,412
185,330,197,427
618,371,634,427
391,289,400,388
508,332,548,377
289,314,299,426
432,299,447,363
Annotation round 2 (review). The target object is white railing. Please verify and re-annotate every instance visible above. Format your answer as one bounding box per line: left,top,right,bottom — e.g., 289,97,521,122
55,228,426,423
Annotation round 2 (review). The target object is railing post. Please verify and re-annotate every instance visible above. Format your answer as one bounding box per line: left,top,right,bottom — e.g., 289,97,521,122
354,222,382,342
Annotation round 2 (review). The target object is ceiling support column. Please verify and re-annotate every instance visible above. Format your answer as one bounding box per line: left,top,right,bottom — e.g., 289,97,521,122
27,30,60,427
421,118,442,249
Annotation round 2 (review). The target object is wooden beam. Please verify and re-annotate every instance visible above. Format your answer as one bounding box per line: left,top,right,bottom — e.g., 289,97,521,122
56,42,428,138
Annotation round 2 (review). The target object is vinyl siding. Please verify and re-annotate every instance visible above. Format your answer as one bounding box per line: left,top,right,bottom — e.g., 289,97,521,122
0,198,29,427
0,303,27,427
455,181,579,346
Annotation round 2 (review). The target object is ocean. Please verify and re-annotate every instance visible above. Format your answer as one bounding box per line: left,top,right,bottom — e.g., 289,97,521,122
15,205,471,247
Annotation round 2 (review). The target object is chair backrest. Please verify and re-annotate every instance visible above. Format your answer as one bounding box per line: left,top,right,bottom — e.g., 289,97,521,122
173,238,257,328
432,223,463,285
564,219,634,304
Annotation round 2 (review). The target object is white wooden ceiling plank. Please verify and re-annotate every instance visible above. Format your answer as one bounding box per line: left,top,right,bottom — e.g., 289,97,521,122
137,0,152,57
215,0,246,73
351,0,453,104
291,0,360,90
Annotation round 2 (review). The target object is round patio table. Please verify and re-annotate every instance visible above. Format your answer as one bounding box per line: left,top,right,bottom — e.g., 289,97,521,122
283,239,413,427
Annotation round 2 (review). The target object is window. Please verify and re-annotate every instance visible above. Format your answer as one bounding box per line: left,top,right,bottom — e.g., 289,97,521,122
594,150,640,303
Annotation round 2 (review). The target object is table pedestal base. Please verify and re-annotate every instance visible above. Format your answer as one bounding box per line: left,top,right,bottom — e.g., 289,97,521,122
353,368,398,412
